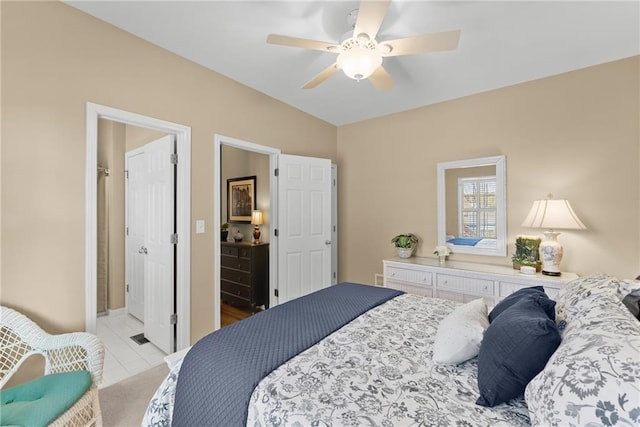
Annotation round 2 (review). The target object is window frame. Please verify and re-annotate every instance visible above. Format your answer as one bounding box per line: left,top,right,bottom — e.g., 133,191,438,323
457,175,497,239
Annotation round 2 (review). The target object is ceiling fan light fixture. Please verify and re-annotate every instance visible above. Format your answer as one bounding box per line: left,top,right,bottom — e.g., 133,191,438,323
336,37,382,81
378,43,393,54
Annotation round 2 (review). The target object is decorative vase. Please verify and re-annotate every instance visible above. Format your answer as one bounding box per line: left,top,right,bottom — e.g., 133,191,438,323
233,231,244,243
221,230,229,241
438,255,446,265
539,231,562,276
397,247,414,258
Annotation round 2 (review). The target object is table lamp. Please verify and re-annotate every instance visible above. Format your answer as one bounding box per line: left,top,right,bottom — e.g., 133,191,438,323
251,210,264,244
521,196,586,276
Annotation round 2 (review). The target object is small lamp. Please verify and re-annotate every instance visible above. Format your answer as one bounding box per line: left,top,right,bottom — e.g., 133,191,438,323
251,210,264,244
521,196,586,276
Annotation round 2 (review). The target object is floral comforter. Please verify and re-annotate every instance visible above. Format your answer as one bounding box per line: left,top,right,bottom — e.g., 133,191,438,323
144,293,530,426
246,294,530,426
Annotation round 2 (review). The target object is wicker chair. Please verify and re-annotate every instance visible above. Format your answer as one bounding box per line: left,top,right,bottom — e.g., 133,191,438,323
0,306,104,426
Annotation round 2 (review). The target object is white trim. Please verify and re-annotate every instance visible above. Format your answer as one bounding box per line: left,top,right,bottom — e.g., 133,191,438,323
85,102,191,351
213,135,280,331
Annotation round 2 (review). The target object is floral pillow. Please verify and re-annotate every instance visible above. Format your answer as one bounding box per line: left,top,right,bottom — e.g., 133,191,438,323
556,274,638,309
525,291,640,426
555,274,640,326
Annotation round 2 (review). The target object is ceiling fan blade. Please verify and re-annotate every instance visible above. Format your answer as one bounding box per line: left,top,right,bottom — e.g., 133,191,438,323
353,0,391,40
302,63,339,89
381,30,461,57
369,65,394,90
267,34,338,52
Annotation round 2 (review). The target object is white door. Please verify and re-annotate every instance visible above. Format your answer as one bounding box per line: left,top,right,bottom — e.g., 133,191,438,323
277,154,332,303
143,135,176,354
125,148,146,321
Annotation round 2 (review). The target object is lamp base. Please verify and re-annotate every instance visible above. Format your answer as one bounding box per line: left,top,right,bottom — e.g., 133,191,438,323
253,226,261,244
542,270,561,277
539,231,563,277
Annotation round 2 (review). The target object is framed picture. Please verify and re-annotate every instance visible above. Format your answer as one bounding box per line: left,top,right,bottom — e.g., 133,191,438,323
227,176,256,223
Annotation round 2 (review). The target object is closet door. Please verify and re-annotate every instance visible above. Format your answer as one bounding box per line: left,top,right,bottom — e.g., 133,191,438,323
277,154,332,304
125,147,146,321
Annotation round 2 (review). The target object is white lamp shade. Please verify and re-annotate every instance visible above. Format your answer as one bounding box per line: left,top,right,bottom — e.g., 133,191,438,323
521,199,586,230
251,210,264,225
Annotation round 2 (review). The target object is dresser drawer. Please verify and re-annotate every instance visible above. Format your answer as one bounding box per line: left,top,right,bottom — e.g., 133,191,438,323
385,266,432,286
385,280,433,297
499,281,560,300
221,291,250,308
221,280,251,299
221,255,251,272
436,274,495,297
435,290,494,306
221,268,251,286
221,245,239,257
238,247,252,259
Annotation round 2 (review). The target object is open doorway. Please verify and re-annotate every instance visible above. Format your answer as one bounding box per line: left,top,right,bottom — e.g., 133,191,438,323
213,135,338,331
213,135,280,331
85,103,191,373
220,145,271,326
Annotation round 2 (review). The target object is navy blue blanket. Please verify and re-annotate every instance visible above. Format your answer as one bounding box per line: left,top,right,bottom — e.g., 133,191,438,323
172,283,403,426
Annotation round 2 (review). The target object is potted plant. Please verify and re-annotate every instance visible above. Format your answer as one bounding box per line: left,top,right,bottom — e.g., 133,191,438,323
391,233,419,258
221,223,229,241
512,236,542,271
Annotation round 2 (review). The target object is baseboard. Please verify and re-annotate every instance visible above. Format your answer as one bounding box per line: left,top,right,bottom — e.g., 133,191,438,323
107,307,126,317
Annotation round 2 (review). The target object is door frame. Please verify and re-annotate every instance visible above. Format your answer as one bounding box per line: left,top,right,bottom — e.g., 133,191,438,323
213,134,280,330
85,102,191,351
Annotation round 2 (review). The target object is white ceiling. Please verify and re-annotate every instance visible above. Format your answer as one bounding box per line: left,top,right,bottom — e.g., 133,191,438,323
66,1,639,126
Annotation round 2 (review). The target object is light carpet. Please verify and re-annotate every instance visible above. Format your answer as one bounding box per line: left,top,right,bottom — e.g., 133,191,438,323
99,363,169,427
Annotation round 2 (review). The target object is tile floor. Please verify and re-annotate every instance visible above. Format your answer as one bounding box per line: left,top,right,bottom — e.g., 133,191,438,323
96,310,167,388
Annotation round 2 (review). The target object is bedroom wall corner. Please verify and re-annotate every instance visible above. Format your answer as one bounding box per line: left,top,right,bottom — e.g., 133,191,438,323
336,56,640,284
1,0,337,359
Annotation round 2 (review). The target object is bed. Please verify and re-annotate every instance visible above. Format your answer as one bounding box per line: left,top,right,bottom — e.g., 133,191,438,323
143,275,640,427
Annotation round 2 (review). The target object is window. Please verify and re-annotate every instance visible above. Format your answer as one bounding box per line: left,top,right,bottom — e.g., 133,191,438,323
458,176,497,239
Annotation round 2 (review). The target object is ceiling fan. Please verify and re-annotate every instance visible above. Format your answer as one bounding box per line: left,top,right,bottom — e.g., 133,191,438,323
266,0,461,90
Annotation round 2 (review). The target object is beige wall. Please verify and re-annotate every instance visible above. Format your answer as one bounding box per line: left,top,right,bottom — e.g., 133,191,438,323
337,56,639,284
2,1,638,382
125,125,167,151
1,1,336,345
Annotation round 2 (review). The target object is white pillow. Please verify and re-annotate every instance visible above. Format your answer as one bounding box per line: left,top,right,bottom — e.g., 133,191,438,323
432,298,489,365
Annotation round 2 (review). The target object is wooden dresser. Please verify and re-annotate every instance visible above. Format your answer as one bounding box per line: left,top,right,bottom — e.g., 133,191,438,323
383,257,578,307
221,242,269,312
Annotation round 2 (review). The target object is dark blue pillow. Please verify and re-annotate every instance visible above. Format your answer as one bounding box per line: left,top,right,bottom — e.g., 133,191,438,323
476,296,561,407
488,286,554,322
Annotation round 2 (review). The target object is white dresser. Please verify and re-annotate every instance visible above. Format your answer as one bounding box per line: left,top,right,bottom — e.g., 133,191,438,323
383,257,578,306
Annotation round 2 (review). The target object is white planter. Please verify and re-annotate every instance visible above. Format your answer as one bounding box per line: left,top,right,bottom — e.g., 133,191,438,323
397,247,414,258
